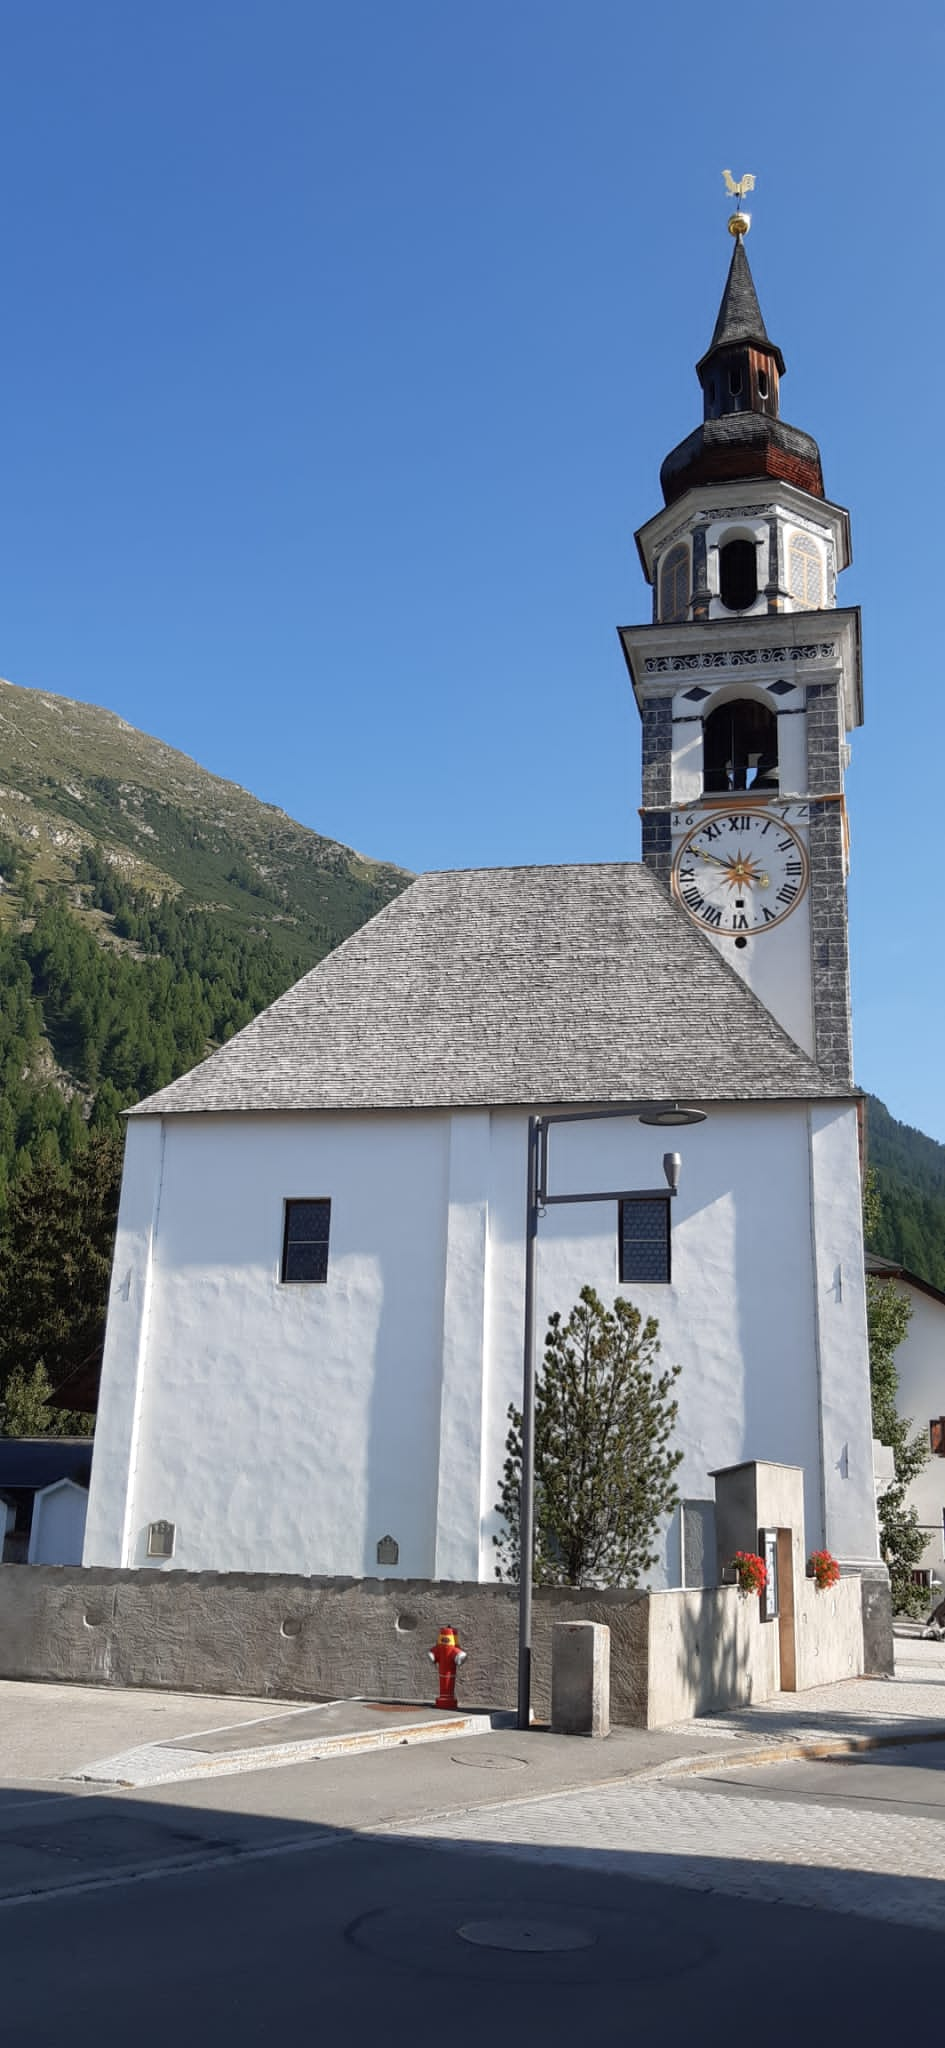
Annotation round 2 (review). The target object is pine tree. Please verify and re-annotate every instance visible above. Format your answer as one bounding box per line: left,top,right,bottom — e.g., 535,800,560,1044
0,1133,123,1406
494,1286,682,1587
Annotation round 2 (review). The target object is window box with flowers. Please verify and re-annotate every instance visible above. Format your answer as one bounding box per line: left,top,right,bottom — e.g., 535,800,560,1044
723,1550,768,1598
807,1549,840,1591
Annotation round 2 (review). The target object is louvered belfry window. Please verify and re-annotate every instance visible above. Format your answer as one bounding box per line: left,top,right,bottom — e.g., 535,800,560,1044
789,531,823,608
659,544,690,623
619,1198,671,1285
281,1199,332,1283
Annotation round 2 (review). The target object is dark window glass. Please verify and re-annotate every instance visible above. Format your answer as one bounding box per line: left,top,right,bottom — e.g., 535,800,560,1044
719,538,757,611
930,1418,945,1457
702,697,779,794
757,368,769,399
619,1198,670,1285
728,368,742,395
282,1199,331,1284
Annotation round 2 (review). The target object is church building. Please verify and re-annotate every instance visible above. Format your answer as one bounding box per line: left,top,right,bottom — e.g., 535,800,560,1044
84,214,883,1614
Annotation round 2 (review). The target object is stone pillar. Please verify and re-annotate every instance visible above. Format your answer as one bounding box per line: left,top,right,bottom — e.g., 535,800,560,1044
550,1621,610,1737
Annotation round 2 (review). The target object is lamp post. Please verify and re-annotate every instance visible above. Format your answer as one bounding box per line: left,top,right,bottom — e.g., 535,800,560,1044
516,1101,707,1733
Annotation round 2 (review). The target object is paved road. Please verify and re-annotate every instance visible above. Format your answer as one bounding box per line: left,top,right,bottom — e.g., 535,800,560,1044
0,1738,942,2044
0,1791,936,2048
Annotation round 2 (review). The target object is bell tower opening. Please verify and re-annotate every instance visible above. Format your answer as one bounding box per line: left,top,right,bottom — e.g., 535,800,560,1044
703,696,779,793
719,537,758,611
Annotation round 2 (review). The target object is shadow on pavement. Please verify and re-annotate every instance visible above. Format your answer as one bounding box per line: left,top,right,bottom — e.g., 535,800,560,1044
0,1774,939,2046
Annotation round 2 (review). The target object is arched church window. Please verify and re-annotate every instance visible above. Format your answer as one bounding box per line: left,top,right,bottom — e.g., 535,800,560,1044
719,537,758,611
788,531,823,608
659,544,690,623
702,697,779,794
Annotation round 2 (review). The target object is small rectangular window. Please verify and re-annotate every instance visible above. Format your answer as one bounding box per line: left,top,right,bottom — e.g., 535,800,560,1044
930,1418,945,1457
282,1199,331,1284
619,1197,671,1285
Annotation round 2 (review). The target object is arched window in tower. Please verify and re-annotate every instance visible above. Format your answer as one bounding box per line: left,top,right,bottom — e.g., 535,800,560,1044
659,544,690,623
702,697,779,794
718,537,758,611
788,531,823,608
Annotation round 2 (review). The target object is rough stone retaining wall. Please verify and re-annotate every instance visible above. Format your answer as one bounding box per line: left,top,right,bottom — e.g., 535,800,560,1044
0,1570,649,1723
0,1566,864,1724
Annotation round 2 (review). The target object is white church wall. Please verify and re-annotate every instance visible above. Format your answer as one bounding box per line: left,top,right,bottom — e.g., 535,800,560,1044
809,1103,879,1563
86,1111,452,1576
480,1103,829,1589
83,1117,166,1568
86,1096,877,1590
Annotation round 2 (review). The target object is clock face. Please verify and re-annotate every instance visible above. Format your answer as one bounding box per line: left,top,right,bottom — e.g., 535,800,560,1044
671,807,808,937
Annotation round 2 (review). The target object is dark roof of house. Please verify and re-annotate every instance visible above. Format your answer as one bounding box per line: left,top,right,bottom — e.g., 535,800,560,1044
866,1253,945,1310
131,863,845,1118
0,1439,93,1498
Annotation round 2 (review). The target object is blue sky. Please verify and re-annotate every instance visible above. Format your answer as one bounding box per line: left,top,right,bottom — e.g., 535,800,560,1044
2,3,943,1136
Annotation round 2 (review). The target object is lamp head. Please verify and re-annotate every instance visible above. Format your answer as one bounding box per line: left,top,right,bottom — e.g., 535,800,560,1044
638,1103,707,1128
663,1152,682,1195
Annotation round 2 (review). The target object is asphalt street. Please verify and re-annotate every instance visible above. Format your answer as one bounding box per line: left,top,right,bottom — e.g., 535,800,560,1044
0,1737,941,2046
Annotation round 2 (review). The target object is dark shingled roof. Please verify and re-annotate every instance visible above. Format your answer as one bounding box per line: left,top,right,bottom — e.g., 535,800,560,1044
132,864,843,1116
703,236,775,359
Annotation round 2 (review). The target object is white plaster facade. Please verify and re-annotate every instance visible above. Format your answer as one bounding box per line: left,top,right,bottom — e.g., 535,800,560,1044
84,1096,878,1583
870,1271,945,1580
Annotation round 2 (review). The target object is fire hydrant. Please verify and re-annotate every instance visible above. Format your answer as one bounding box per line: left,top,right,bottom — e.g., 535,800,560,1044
428,1624,467,1709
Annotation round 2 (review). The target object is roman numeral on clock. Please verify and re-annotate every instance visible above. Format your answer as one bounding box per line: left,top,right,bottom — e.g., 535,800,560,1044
776,882,798,906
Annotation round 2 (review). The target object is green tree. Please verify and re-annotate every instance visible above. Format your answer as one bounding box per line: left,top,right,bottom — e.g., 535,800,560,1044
0,1133,123,1402
864,1170,929,1616
0,1361,91,1438
494,1286,682,1587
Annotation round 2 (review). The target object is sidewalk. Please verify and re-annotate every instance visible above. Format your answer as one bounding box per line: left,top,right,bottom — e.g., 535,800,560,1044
1,1639,942,1800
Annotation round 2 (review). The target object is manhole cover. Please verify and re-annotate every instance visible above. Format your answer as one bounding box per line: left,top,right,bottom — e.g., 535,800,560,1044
457,1919,594,1953
449,1753,529,1770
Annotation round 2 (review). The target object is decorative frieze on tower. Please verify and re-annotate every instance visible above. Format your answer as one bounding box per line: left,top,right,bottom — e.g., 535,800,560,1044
620,205,862,1089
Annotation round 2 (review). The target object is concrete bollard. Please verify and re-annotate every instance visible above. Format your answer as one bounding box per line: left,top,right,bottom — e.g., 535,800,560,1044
550,1620,610,1737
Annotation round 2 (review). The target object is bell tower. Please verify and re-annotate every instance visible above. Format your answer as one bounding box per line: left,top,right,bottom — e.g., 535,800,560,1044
619,194,862,1087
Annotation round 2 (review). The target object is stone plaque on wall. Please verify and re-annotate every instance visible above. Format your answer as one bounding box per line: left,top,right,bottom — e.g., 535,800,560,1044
376,1534,399,1567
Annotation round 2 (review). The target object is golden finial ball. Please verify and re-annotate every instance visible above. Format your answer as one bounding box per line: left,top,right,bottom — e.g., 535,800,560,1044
728,210,751,238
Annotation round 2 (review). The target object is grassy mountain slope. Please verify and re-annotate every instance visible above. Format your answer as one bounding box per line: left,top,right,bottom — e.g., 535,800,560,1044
0,676,407,965
865,1095,945,1291
0,676,410,1216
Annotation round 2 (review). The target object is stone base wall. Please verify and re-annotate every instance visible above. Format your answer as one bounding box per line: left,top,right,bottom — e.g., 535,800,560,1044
0,1564,865,1726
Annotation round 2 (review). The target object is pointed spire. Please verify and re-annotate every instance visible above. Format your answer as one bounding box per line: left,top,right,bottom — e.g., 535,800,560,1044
697,238,785,380
706,238,775,358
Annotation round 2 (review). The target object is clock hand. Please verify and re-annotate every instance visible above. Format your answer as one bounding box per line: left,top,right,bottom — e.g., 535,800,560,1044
696,849,771,888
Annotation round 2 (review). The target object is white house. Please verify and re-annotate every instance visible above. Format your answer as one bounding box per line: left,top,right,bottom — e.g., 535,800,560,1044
84,223,886,1619
868,1255,945,1586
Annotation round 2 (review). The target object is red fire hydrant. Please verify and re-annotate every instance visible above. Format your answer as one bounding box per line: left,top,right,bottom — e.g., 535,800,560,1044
428,1624,467,1709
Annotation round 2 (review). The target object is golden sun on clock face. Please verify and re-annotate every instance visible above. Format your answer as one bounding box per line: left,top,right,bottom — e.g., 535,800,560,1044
671,808,809,938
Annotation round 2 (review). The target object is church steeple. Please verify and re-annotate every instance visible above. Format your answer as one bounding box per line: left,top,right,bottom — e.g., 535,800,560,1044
659,226,824,506
620,184,863,1090
696,236,785,422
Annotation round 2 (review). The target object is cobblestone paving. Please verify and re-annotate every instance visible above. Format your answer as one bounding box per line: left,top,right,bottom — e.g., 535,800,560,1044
388,1777,945,1930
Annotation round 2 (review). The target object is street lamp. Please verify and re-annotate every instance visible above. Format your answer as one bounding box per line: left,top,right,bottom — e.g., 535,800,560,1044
516,1101,707,1732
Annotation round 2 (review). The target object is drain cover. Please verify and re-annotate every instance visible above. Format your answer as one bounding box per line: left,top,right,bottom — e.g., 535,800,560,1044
449,1752,529,1770
457,1920,594,1953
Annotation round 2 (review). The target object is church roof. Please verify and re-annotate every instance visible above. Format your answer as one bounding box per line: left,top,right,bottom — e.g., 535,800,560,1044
700,236,780,364
132,864,845,1117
